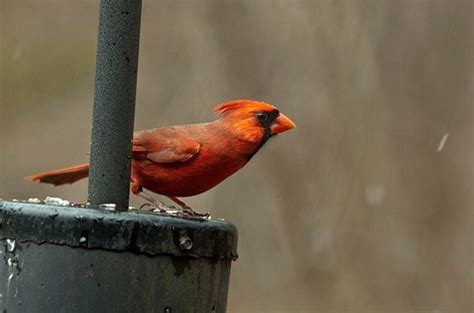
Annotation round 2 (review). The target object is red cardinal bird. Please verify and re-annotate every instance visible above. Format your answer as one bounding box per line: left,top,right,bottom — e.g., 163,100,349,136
27,100,295,214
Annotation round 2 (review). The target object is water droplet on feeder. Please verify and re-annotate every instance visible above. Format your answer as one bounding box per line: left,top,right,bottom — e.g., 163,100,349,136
75,215,85,221
6,239,15,252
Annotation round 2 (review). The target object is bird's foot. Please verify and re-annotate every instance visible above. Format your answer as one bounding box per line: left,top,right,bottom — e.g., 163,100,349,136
138,203,155,211
139,202,173,213
180,206,210,218
138,203,209,219
165,196,209,218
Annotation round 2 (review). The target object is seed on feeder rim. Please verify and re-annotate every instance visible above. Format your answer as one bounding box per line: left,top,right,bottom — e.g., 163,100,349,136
79,237,87,243
44,196,70,206
27,197,42,203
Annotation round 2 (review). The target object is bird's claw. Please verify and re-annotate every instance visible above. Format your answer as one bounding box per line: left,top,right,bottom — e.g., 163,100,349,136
139,203,155,212
138,203,209,219
181,206,210,218
139,202,170,213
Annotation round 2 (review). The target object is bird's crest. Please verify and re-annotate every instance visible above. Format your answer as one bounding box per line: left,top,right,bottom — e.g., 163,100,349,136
214,99,275,116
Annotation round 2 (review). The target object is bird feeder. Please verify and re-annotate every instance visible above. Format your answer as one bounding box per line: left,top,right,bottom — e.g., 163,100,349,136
0,1,238,312
0,200,237,312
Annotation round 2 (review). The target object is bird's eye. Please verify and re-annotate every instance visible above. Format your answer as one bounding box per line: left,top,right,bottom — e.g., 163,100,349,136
255,112,269,123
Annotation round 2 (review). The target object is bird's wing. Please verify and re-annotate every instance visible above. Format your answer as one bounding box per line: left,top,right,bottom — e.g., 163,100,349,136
132,127,201,163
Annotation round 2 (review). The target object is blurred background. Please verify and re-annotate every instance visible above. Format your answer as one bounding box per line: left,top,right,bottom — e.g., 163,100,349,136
1,0,473,312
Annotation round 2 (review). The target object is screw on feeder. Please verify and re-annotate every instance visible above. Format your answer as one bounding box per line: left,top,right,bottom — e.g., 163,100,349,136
179,233,193,250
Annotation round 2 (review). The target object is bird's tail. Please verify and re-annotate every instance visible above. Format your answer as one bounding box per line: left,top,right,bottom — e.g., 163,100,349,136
26,163,90,186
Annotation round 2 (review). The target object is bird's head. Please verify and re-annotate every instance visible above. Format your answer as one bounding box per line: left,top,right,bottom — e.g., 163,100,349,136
214,99,296,146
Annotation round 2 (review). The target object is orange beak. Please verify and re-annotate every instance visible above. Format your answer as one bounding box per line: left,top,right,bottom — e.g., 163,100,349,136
270,113,296,134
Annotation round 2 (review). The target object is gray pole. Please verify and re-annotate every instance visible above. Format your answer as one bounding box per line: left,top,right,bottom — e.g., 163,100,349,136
88,0,142,210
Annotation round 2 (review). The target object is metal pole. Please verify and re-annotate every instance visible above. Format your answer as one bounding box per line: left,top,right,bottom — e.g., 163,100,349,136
88,0,142,210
